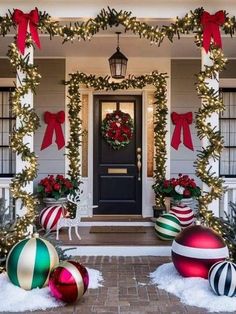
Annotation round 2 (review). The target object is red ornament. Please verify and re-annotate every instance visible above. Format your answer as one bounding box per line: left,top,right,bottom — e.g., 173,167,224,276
170,205,194,228
172,225,229,279
39,205,65,232
49,260,89,303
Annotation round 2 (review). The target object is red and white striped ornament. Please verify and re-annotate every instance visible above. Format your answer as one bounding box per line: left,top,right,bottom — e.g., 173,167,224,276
39,205,65,232
49,260,89,303
172,224,229,279
170,204,194,228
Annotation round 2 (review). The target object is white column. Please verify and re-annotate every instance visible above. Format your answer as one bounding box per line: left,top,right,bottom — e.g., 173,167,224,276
15,45,34,216
201,48,219,216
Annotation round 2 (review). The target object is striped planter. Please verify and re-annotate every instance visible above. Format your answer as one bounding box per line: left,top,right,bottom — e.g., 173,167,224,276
209,260,236,297
39,205,65,232
170,205,194,228
155,213,181,240
49,260,89,303
6,236,59,290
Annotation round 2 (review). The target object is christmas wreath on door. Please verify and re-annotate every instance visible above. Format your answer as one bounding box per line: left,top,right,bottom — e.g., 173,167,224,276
101,110,134,150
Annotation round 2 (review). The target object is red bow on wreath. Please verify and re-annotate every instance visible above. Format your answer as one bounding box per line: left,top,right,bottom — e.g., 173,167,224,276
200,10,225,53
41,111,65,151
12,8,41,55
171,112,194,151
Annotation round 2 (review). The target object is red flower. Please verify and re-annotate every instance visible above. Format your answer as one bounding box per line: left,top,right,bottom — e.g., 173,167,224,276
183,189,191,197
53,183,61,191
163,180,169,188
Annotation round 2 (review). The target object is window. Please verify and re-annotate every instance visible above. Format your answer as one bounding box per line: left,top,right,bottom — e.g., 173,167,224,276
0,88,15,177
220,89,236,176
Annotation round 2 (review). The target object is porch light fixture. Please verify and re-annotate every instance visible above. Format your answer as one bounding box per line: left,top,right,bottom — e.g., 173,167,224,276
109,32,128,79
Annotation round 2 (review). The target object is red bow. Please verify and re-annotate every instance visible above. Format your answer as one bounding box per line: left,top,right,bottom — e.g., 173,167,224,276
171,112,194,151
200,10,225,53
12,8,41,54
41,111,65,150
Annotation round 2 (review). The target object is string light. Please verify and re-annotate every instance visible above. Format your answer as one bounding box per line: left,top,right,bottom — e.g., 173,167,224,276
0,39,40,267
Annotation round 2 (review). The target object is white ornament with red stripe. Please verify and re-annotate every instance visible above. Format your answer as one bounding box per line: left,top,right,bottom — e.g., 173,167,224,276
39,205,65,232
172,224,229,279
170,204,194,228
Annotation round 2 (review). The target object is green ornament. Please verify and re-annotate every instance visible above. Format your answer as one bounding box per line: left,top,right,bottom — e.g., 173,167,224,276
6,236,59,290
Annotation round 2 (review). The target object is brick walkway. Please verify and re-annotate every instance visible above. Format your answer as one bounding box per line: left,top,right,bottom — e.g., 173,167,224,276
14,256,228,314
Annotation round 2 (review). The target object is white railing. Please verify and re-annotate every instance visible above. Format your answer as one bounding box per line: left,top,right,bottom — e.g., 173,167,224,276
220,178,236,220
0,178,14,221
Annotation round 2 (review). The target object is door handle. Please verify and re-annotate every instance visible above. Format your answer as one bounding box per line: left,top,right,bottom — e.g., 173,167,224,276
137,147,142,181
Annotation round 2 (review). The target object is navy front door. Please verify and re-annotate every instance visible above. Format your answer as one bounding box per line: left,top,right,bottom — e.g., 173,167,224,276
93,95,142,215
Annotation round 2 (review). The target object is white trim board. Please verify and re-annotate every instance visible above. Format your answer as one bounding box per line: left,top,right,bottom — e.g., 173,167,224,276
220,79,236,88
61,245,171,257
0,78,16,87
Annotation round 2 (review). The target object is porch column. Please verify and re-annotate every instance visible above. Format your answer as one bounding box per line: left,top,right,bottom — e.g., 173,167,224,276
201,48,219,217
15,45,34,216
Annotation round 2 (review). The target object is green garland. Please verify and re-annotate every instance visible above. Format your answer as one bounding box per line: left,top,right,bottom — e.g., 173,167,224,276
66,71,168,209
65,75,83,217
0,40,40,264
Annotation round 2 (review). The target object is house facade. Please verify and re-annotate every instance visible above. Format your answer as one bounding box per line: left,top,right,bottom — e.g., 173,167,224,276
0,0,236,220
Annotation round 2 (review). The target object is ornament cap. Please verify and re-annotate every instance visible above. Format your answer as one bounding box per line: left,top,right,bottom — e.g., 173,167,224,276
32,232,39,238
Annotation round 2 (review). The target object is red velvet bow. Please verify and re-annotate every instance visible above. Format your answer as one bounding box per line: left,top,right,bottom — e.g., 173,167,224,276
171,112,194,151
41,111,65,151
12,8,41,54
200,10,225,53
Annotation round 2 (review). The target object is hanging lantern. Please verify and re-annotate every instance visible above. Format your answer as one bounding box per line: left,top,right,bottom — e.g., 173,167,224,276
109,32,128,79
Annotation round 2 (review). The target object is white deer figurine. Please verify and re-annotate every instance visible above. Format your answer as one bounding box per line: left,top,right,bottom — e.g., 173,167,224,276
56,190,97,241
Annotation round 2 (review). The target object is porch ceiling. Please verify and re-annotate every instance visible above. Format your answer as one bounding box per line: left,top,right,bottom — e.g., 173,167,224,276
0,34,236,59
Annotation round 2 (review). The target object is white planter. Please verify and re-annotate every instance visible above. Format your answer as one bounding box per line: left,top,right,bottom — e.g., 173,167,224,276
43,197,67,207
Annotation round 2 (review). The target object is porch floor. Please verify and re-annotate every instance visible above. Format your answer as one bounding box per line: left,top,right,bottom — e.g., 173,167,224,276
57,226,170,247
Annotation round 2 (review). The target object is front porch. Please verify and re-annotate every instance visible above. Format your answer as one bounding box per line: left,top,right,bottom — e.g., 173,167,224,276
0,3,236,256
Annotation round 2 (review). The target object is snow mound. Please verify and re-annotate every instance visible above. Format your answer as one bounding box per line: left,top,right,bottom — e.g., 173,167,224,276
150,262,236,313
0,267,103,312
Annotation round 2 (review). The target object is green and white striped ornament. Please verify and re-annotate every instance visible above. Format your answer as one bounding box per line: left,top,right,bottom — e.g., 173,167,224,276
6,235,59,290
155,213,181,240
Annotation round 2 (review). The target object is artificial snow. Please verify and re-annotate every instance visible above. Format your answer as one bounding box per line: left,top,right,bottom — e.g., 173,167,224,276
0,267,103,312
150,262,236,313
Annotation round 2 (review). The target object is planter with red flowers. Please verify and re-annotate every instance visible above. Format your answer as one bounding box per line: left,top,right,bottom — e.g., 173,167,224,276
101,109,134,150
37,174,78,206
153,174,201,212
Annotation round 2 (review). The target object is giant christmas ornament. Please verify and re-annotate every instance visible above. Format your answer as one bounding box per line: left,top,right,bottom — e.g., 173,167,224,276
49,260,89,303
209,260,236,297
172,225,229,279
155,213,181,240
170,204,194,228
6,235,59,290
39,205,65,232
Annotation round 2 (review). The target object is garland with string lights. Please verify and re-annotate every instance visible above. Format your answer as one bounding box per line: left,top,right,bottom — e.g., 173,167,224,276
194,46,234,250
0,7,234,46
0,40,40,266
66,71,168,211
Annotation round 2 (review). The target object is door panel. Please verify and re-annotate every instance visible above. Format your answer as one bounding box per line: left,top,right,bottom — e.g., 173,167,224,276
93,95,142,215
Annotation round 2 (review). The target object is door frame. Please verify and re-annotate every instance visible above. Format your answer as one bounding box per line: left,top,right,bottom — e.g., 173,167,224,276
65,87,171,217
